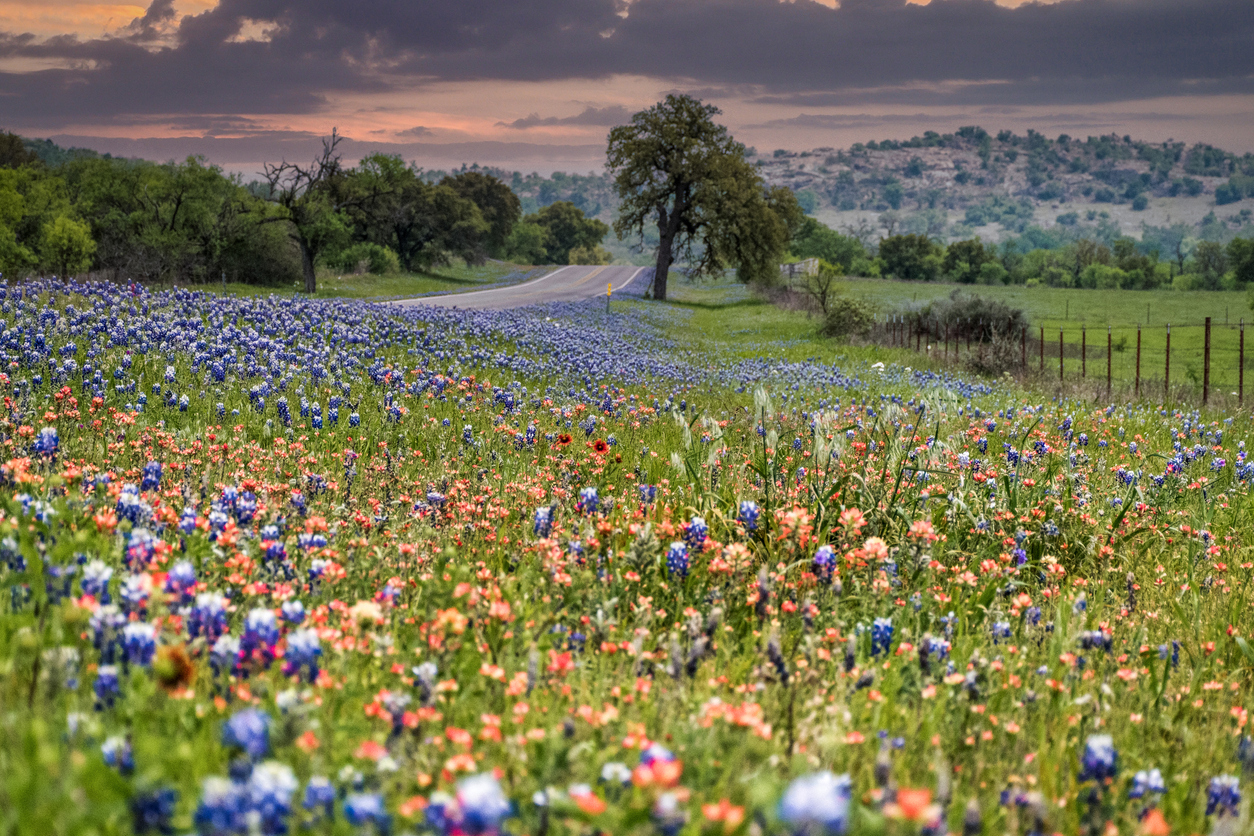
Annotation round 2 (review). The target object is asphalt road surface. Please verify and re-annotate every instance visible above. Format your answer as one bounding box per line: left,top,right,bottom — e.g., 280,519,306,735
393,265,647,310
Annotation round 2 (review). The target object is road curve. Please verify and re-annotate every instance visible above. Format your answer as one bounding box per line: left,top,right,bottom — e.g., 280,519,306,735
392,264,647,310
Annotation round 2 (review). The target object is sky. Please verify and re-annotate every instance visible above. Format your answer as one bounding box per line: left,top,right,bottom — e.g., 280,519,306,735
1,0,1252,176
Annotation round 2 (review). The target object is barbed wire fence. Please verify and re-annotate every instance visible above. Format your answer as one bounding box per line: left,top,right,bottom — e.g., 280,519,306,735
870,314,1252,410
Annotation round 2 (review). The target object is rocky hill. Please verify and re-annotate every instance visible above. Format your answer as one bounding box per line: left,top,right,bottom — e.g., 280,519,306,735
749,127,1254,245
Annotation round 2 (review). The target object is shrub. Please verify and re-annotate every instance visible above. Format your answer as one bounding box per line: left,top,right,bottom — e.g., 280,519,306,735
965,336,1022,377
906,289,1027,343
328,242,401,275
1131,194,1149,211
818,296,877,340
567,244,612,265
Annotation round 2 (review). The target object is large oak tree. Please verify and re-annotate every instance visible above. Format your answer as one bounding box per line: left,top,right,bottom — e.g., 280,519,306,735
606,95,799,300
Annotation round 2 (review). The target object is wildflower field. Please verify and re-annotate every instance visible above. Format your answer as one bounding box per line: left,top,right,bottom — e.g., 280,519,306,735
5,277,1254,836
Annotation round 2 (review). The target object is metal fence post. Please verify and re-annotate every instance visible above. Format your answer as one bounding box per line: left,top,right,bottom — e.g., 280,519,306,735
1135,325,1141,398
1241,319,1245,407
1165,323,1171,403
1203,317,1211,405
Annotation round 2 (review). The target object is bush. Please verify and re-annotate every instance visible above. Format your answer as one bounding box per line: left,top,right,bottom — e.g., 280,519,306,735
1131,195,1149,211
818,296,877,340
567,244,612,265
907,289,1027,343
965,336,1023,377
328,242,400,275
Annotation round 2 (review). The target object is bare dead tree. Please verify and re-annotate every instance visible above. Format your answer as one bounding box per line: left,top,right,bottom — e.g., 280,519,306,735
262,129,347,293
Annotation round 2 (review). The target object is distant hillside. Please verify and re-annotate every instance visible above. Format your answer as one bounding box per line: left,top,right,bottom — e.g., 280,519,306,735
429,128,1254,251
750,127,1254,245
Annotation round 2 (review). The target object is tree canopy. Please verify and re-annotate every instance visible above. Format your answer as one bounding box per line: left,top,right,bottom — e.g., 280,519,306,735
606,94,796,300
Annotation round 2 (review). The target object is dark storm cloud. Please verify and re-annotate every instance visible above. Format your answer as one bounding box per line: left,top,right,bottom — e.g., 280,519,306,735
1,0,1252,129
497,105,634,129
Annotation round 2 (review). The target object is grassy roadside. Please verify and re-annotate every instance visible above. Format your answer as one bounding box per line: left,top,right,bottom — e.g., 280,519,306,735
210,260,543,299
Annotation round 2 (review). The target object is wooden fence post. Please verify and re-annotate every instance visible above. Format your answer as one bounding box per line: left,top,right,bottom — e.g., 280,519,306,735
1040,326,1044,373
1241,319,1245,407
1081,325,1087,379
1203,317,1211,405
1059,329,1064,382
1020,321,1026,370
1107,326,1112,400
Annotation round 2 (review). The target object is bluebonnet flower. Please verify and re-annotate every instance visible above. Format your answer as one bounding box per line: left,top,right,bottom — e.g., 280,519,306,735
302,776,335,820
140,461,162,491
165,560,197,604
348,412,360,427
247,761,299,835
195,776,249,835
871,617,893,656
189,592,230,643
684,516,708,550
344,793,391,833
1207,776,1241,817
241,608,279,665
179,506,199,536
131,787,178,834
641,743,676,765
45,562,76,604
653,792,687,836
577,486,599,514
102,735,134,774
812,545,837,584
125,528,159,571
533,506,553,538
34,426,59,457
116,484,152,525
122,621,157,667
282,629,321,683
222,708,271,760
666,542,689,580
738,500,760,532
453,772,512,835
235,491,258,524
95,664,121,709
638,484,657,504
1129,769,1166,799
90,605,127,663
281,600,305,624
779,772,853,835
1078,630,1112,652
991,621,1012,643
1079,734,1118,782
119,573,151,618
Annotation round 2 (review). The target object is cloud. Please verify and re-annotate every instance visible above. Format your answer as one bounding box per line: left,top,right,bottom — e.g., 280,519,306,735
395,125,432,137
1,0,1252,140
497,104,632,129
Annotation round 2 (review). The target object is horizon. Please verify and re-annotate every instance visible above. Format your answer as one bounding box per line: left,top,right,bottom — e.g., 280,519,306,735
2,0,1252,175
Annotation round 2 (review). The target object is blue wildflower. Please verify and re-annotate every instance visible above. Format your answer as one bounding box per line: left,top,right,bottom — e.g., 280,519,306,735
1079,734,1118,783
779,772,853,835
222,708,271,760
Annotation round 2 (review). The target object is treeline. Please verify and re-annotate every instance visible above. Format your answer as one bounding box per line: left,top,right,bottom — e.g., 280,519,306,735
789,215,1254,291
0,131,609,290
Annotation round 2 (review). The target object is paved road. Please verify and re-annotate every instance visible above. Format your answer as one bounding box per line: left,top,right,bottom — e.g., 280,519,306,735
393,264,647,310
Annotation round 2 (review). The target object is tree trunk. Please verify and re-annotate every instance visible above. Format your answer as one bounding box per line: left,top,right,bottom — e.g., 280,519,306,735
299,239,317,294
654,232,673,301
